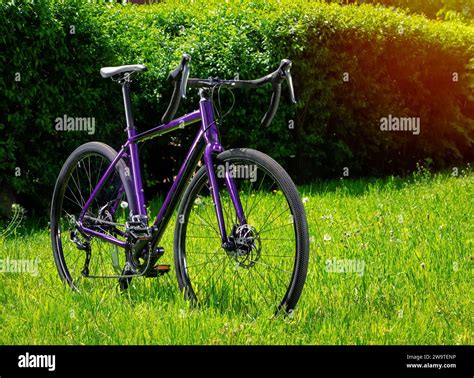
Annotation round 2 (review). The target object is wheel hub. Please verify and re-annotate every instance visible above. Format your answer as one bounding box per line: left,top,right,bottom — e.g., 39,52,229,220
226,224,261,268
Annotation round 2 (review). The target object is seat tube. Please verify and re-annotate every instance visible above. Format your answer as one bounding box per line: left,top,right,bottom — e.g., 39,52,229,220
122,80,146,216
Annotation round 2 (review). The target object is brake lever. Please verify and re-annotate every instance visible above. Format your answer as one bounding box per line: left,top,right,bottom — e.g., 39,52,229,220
286,70,296,104
162,53,191,123
180,63,190,99
279,59,296,104
261,59,296,127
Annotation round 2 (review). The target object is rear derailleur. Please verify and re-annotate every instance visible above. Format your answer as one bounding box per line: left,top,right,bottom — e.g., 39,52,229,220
65,213,91,277
69,227,92,277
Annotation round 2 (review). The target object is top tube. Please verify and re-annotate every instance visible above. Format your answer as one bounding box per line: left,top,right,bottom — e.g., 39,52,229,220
128,110,202,144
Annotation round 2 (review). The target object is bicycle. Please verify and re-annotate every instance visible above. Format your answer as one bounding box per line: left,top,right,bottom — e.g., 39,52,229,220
50,54,309,315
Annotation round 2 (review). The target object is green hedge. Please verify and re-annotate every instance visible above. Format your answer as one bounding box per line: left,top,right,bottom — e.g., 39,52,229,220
1,0,473,214
333,0,473,23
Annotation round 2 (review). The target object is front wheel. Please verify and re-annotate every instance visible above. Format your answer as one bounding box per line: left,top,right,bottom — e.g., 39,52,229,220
174,148,309,316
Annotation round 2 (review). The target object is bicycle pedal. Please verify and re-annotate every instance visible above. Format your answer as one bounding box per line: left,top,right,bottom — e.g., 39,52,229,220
145,264,171,278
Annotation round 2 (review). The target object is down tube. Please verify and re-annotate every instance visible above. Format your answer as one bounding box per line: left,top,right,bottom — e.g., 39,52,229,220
149,128,206,248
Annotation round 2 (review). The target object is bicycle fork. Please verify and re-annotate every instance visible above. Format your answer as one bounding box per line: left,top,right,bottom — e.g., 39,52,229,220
199,92,247,249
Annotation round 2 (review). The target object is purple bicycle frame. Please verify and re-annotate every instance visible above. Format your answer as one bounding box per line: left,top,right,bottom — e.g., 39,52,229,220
78,83,246,252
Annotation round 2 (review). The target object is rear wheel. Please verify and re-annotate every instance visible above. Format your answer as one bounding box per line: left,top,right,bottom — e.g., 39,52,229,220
174,148,309,316
50,142,137,291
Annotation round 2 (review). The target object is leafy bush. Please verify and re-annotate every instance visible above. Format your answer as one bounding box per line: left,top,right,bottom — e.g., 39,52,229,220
0,1,119,215
332,0,473,23
1,0,473,215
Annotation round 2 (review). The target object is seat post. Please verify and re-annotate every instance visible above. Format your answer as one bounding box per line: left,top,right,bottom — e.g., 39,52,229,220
121,79,135,135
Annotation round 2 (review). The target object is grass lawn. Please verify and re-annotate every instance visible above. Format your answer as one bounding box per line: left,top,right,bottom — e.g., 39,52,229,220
0,169,472,345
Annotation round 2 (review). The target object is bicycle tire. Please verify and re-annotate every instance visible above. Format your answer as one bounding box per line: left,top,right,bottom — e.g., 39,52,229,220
174,148,309,315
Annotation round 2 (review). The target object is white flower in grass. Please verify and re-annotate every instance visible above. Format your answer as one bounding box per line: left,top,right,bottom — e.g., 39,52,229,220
302,197,309,204
120,201,128,209
194,197,203,205
323,234,332,242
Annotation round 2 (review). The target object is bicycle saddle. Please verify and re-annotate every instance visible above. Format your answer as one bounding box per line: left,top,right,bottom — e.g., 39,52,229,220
100,64,147,79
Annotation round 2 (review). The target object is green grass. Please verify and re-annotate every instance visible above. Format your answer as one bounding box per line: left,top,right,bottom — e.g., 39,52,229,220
0,170,472,345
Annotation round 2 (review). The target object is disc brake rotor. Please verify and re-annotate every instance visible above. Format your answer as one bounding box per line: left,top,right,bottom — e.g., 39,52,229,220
228,224,261,268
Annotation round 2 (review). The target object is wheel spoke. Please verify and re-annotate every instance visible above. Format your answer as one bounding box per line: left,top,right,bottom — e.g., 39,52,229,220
245,171,267,220
259,222,294,234
193,256,228,297
258,206,291,234
187,234,221,240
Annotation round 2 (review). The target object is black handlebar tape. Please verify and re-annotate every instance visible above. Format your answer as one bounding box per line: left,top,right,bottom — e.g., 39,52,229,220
162,57,291,126
162,54,192,123
168,64,182,81
261,83,282,127
161,80,181,124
